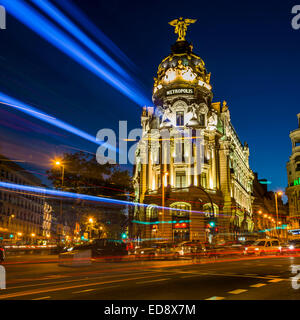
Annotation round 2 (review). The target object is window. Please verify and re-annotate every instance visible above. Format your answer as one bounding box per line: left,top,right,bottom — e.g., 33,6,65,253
201,173,207,188
176,111,184,126
271,241,279,246
199,113,205,126
171,202,191,218
176,171,186,188
146,205,158,221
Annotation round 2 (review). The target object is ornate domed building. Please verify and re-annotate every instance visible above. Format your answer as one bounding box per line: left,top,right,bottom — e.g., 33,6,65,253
133,18,255,243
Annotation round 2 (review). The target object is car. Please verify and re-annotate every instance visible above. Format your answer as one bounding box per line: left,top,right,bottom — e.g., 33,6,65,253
244,239,281,256
244,240,256,247
68,239,128,261
281,240,300,255
0,246,5,263
175,241,209,259
135,242,181,260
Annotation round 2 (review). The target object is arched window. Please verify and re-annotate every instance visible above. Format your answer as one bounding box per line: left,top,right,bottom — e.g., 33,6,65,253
170,202,191,218
146,204,158,221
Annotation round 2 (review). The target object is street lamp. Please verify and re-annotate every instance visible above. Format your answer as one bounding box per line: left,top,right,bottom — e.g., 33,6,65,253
88,217,94,240
275,191,283,240
31,233,36,244
53,159,65,242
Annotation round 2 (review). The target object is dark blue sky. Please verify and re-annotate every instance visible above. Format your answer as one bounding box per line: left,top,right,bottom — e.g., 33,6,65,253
0,0,299,192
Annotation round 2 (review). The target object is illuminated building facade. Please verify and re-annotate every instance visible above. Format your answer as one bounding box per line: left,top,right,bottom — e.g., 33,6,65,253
133,19,255,243
0,155,45,242
286,113,300,231
252,173,288,239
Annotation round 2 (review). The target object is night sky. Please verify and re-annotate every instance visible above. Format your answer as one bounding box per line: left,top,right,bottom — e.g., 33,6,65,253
0,0,299,194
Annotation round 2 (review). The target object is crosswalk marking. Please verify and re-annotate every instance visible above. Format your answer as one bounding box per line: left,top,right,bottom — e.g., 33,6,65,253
205,296,225,300
228,289,247,294
250,283,266,288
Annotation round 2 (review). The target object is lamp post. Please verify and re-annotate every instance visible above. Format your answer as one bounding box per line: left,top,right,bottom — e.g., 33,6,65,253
54,160,65,242
275,191,283,240
88,217,94,240
161,171,168,239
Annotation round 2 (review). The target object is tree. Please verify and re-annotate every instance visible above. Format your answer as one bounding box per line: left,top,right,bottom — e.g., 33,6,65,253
47,152,133,239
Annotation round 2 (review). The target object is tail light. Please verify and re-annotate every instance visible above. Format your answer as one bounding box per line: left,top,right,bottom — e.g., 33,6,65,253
0,248,4,252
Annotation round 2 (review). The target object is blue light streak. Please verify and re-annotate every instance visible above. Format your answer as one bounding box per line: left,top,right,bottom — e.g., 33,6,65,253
0,181,222,217
30,0,130,81
2,0,151,107
52,0,135,70
0,92,117,152
0,181,146,208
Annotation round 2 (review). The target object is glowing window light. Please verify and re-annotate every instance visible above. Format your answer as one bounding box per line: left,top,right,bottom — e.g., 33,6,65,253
30,0,130,81
152,177,156,190
2,0,151,108
181,69,196,81
164,69,176,83
0,91,118,152
198,80,211,90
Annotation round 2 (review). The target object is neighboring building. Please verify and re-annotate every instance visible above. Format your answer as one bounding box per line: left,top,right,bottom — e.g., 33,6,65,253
252,173,288,239
286,113,300,232
0,154,45,243
133,19,255,243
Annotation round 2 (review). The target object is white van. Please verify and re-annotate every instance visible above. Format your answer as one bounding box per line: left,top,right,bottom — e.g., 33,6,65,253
244,239,281,256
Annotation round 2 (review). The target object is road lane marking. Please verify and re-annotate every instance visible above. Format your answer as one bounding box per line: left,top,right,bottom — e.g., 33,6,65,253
32,296,51,300
206,296,225,300
245,274,258,276
180,275,199,278
266,275,280,278
250,283,266,288
5,270,163,291
228,289,247,294
0,274,170,299
136,278,170,285
73,289,96,294
268,279,283,283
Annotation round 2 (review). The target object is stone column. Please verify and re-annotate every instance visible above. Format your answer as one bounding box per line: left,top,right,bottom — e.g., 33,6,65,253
219,139,232,240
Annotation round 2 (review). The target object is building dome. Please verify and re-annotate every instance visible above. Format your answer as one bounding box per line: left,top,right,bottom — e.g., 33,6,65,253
153,41,212,102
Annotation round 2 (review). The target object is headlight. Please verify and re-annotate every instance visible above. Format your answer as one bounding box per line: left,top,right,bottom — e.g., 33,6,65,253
245,247,248,251
289,245,294,250
255,248,259,251
141,251,144,254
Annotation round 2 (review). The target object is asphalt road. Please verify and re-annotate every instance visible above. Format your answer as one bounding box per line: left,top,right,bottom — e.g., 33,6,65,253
1,254,300,300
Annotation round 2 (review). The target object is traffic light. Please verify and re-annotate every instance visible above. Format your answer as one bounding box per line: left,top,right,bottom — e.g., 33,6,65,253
209,221,215,228
121,232,127,239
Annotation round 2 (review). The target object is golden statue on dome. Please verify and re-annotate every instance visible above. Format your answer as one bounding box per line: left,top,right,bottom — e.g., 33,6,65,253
169,17,197,41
